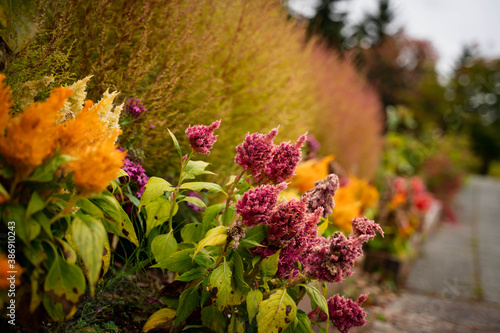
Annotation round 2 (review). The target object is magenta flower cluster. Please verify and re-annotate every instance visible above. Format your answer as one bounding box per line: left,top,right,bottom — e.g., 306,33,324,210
185,120,221,155
122,154,149,198
124,98,147,118
309,294,368,333
236,183,287,227
234,127,306,184
304,217,383,283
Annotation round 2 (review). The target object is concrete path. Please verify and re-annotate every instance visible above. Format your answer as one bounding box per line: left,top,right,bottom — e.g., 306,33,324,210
365,176,500,332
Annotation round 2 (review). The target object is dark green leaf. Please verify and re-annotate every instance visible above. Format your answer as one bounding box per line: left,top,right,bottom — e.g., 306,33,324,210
283,310,313,333
232,252,250,292
151,248,196,274
244,225,269,244
27,154,74,182
168,129,183,158
300,284,328,318
201,305,227,333
175,267,207,282
173,285,200,327
26,191,45,217
221,205,235,226
202,203,225,232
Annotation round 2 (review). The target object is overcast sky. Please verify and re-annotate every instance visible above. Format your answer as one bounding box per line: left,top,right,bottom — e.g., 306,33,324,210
289,0,500,77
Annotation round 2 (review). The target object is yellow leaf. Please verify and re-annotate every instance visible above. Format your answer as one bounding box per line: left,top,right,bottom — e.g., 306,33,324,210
143,308,177,333
194,226,227,259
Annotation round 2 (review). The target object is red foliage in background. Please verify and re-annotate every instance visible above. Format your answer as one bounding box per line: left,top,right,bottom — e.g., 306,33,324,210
309,44,383,180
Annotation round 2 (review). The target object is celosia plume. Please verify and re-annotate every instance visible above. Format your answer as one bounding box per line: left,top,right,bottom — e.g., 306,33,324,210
185,120,221,155
328,294,368,333
263,133,307,184
236,182,287,227
305,173,340,218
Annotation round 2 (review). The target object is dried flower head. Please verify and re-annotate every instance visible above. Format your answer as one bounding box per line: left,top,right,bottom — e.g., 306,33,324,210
185,120,221,155
236,182,287,226
350,217,384,242
234,127,278,180
263,133,307,184
58,76,92,123
305,173,340,217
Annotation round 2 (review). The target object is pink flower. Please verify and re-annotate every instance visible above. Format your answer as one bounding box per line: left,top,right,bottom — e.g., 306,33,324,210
263,133,307,184
267,198,308,242
236,183,286,227
185,120,221,155
328,294,368,333
304,174,340,217
234,128,278,180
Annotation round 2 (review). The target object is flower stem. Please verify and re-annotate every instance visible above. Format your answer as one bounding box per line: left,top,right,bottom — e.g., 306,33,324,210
225,170,245,227
168,151,192,232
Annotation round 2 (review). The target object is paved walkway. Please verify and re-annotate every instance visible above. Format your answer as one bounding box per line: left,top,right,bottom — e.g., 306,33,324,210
365,175,500,332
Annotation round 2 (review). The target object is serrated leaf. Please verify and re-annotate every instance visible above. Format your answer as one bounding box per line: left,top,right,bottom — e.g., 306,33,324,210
181,196,206,209
201,305,227,333
209,261,232,311
244,225,269,244
89,193,139,246
26,191,45,217
139,177,174,211
144,196,171,237
142,308,176,333
181,223,204,243
256,289,296,333
175,267,207,282
151,230,178,263
300,285,329,321
202,203,225,232
168,129,183,158
151,248,196,274
43,257,86,321
194,225,228,259
283,310,313,333
260,250,281,280
247,289,263,321
173,285,200,327
72,215,106,296
183,160,215,180
180,182,225,194
232,252,250,292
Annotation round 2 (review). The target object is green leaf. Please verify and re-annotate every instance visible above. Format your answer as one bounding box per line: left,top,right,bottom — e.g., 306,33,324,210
209,261,232,311
300,284,329,319
202,203,225,232
201,276,211,306
54,238,77,264
25,191,45,217
175,267,207,282
28,154,74,182
139,177,174,211
173,285,200,327
32,211,52,238
181,223,204,243
180,195,206,209
144,196,171,237
244,225,269,244
0,166,13,179
201,305,227,333
226,175,237,186
143,308,176,333
240,239,266,248
76,198,104,219
260,249,281,280
194,225,228,259
229,315,245,333
168,129,183,159
183,160,215,180
151,230,178,263
89,193,139,246
43,257,86,321
180,182,225,195
193,248,217,269
246,289,263,322
232,252,250,292
72,215,106,296
221,205,236,226
152,248,196,274
283,310,313,333
256,289,296,333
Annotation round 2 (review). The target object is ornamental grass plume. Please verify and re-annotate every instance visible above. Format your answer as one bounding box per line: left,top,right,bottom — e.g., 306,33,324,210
0,85,72,179
235,127,279,180
185,120,221,155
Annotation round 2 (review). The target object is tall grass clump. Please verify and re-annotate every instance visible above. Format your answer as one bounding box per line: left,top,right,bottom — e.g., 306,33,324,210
309,44,383,179
17,0,317,177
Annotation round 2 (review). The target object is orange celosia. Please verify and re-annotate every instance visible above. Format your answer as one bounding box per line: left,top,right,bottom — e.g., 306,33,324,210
0,75,13,132
0,87,73,178
0,253,24,289
389,193,406,208
290,155,335,193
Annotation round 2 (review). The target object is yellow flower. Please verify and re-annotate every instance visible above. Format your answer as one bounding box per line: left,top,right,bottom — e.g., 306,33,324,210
332,201,361,232
290,155,335,193
0,87,73,178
